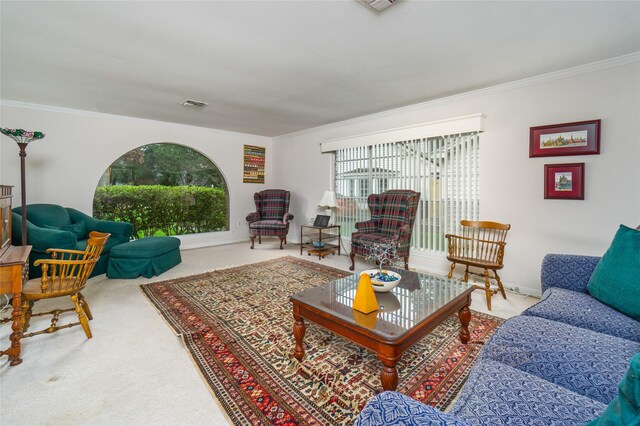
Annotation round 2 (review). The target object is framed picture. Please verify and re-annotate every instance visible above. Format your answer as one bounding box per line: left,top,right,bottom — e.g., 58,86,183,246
530,119,600,158
313,215,330,227
243,145,265,183
544,163,584,200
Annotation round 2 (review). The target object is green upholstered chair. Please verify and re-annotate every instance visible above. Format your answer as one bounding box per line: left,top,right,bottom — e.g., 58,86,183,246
12,204,133,279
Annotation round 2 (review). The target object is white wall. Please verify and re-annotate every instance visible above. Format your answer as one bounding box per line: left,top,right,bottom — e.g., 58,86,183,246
2,60,638,294
272,60,640,296
0,104,273,248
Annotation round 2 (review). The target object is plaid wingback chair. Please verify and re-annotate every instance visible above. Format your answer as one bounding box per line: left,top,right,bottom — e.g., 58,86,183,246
349,190,420,271
246,189,294,250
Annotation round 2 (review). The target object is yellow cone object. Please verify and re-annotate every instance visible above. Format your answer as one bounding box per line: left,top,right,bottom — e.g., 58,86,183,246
353,310,378,330
353,273,379,314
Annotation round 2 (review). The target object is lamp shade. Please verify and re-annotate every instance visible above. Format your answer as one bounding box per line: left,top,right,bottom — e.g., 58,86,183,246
318,190,337,208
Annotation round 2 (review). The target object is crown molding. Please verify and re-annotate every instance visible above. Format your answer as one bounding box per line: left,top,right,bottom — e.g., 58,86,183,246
0,100,270,140
274,51,640,141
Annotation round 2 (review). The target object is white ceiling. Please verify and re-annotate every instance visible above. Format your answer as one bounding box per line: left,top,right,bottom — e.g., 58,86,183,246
1,1,639,137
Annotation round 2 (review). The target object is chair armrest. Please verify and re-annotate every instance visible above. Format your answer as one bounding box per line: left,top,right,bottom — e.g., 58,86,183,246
283,212,294,223
34,258,91,267
355,220,377,234
396,224,411,237
246,212,261,223
45,248,86,255
12,212,76,253
355,392,471,426
66,208,133,244
541,254,601,294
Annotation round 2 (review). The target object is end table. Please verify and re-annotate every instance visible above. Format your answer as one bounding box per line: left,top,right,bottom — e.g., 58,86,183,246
300,224,341,259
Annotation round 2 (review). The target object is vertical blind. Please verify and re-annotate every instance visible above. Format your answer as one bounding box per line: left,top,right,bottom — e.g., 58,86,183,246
334,132,480,254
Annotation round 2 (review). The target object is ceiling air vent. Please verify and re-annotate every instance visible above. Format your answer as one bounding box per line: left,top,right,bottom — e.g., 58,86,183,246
359,0,399,13
181,99,208,107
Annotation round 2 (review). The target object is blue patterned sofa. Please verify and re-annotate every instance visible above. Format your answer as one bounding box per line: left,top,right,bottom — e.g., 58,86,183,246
355,254,640,426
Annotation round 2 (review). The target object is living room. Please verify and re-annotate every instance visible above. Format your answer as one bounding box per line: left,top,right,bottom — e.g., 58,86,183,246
1,1,639,425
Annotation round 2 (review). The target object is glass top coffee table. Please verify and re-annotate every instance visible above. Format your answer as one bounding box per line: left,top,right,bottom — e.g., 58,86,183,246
289,269,474,391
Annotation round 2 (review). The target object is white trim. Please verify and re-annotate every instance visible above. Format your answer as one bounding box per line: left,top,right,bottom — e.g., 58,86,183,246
320,113,485,152
275,51,640,141
178,235,248,250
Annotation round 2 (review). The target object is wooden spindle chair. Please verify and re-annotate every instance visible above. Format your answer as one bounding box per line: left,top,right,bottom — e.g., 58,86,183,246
445,221,511,310
21,231,110,339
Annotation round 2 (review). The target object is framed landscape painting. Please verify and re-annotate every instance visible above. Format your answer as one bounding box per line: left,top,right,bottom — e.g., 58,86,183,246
530,119,600,158
544,163,584,200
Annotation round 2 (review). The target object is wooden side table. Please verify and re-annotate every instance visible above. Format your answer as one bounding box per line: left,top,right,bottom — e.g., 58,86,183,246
0,245,31,366
300,225,341,259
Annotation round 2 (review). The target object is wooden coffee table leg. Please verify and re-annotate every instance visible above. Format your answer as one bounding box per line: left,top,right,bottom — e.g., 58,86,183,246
458,298,471,344
378,354,399,391
293,312,306,362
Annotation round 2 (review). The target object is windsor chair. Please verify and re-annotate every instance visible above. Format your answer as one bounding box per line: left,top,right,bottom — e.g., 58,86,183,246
20,231,110,339
445,221,511,310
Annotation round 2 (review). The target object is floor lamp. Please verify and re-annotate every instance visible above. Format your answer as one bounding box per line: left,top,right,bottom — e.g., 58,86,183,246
1,128,45,245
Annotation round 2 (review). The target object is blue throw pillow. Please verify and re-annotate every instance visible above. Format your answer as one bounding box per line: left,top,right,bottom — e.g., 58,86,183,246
43,221,86,239
587,225,640,320
586,353,640,426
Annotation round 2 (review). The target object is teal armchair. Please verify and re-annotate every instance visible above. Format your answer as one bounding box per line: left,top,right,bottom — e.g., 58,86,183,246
12,204,133,279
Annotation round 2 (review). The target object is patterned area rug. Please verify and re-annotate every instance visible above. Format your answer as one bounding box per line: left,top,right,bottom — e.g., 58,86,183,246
140,256,503,425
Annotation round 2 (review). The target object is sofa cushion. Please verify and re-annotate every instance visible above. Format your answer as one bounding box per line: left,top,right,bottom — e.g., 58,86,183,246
448,359,606,426
14,203,72,228
355,392,470,426
541,254,600,294
587,225,640,321
587,353,640,426
248,220,287,230
43,220,86,239
523,288,640,343
480,315,639,404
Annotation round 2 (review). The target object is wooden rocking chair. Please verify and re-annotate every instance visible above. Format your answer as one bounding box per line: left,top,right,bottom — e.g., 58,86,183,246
445,221,511,310
21,231,110,339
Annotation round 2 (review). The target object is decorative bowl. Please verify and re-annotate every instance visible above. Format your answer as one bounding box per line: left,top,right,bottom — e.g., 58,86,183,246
360,269,402,293
312,241,325,248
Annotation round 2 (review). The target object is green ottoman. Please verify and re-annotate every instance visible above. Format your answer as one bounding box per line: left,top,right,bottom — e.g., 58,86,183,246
107,236,181,279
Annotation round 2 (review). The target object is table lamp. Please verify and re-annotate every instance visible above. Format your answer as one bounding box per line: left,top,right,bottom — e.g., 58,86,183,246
317,190,337,225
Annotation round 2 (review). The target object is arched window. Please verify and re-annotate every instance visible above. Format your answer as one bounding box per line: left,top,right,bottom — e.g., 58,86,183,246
93,143,229,238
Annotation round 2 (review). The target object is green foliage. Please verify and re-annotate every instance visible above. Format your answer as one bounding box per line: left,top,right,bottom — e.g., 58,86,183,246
102,143,226,188
93,185,228,238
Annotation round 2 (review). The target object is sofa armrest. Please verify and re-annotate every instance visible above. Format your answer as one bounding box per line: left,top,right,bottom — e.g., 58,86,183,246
355,392,471,426
12,212,76,253
66,208,133,244
541,254,601,294
355,220,377,234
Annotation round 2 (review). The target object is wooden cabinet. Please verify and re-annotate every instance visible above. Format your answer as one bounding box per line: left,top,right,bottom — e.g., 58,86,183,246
0,185,31,366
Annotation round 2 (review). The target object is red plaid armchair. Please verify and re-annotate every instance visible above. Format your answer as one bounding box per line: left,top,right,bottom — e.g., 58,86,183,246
349,190,420,271
246,189,294,250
